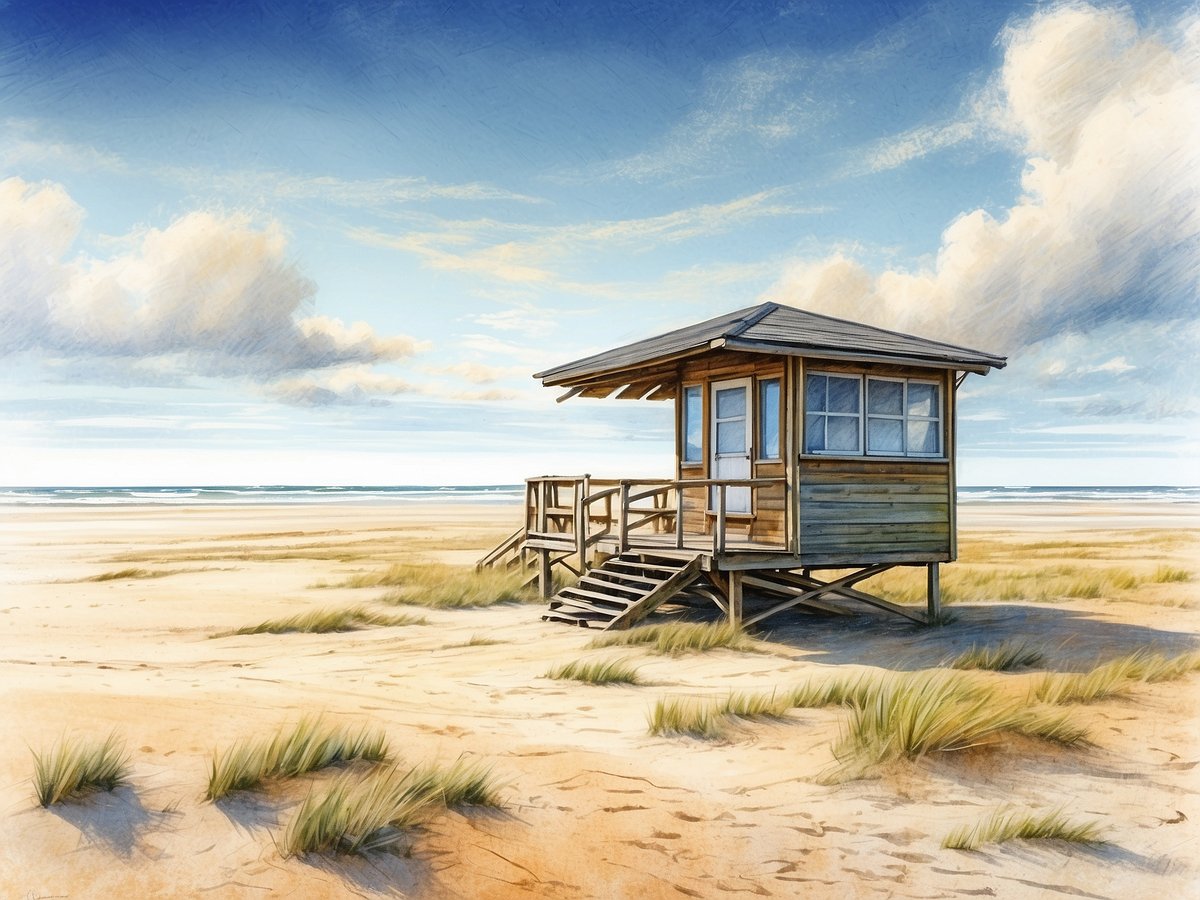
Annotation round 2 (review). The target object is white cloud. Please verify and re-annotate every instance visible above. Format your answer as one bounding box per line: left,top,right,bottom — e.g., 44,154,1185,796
765,3,1200,352
352,189,815,292
0,178,424,382
855,120,979,175
166,167,544,208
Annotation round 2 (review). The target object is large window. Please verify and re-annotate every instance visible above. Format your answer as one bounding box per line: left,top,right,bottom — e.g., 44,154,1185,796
758,378,780,460
682,385,703,463
805,372,942,458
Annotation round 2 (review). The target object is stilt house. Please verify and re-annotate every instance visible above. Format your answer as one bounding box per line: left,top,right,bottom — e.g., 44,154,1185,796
478,302,1006,629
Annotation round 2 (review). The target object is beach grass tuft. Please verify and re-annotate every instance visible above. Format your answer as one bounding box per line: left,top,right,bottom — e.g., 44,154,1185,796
1033,649,1200,704
647,697,734,740
221,605,426,636
718,690,792,721
785,673,878,709
1151,565,1191,583
545,657,643,685
834,670,1088,768
205,717,390,801
345,563,538,608
587,621,756,655
949,641,1044,671
283,758,505,856
32,732,131,806
943,806,1105,850
283,767,434,856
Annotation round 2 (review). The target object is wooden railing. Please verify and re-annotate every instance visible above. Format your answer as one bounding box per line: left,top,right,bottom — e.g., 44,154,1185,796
523,475,787,561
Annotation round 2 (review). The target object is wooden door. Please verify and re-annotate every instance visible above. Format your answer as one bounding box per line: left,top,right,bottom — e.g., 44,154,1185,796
710,378,752,513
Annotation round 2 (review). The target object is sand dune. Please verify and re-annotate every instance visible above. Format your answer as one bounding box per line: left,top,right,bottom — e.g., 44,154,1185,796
1,501,1197,898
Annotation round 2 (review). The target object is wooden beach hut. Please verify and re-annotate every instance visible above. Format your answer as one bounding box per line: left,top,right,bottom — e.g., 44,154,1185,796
478,301,1006,629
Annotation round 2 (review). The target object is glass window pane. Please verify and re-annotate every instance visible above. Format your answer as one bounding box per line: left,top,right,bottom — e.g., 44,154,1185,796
758,379,780,459
867,379,903,415
805,413,825,452
868,417,904,453
826,416,860,452
805,374,826,413
715,387,746,419
717,420,745,454
907,382,938,418
907,419,938,454
827,376,860,414
683,386,702,462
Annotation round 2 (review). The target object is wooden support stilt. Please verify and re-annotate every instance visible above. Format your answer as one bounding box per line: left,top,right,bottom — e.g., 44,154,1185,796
728,570,743,628
926,562,941,624
539,549,553,601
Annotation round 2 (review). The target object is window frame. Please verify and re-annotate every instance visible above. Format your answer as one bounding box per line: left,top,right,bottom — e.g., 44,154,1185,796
804,372,864,457
681,383,704,466
804,370,945,460
756,377,782,462
895,376,943,458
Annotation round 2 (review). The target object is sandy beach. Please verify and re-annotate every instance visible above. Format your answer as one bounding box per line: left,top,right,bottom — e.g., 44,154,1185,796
1,499,1198,899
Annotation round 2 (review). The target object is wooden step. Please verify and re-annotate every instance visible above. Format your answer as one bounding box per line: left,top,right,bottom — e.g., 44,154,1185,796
555,586,634,609
577,575,652,598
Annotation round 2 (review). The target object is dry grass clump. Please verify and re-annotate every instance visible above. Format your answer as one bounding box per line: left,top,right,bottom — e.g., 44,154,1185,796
32,733,131,807
785,673,878,709
545,657,643,685
647,697,734,740
588,621,756,655
649,668,1091,763
1033,649,1200,704
283,759,504,856
648,689,795,739
1152,565,1191,583
205,717,389,801
859,546,1192,604
344,563,538,608
718,690,792,720
222,605,426,636
943,806,1105,850
949,641,1044,671
283,767,433,855
834,670,1088,769
84,567,171,582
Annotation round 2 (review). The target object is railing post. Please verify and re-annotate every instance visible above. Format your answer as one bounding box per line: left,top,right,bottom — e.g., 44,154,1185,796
618,481,631,553
715,483,727,555
537,479,549,534
575,475,589,574
675,482,685,549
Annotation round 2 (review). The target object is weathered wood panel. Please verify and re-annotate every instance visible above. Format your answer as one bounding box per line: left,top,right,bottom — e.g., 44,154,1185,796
799,458,951,564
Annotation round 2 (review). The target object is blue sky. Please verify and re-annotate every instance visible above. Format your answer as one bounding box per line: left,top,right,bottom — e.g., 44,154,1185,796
0,0,1196,486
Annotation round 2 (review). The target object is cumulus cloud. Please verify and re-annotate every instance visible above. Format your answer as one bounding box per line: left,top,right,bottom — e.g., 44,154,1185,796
0,178,423,381
766,3,1200,351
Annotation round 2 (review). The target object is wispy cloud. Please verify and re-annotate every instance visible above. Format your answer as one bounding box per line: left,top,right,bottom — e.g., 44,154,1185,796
165,167,546,208
350,188,819,291
577,52,824,184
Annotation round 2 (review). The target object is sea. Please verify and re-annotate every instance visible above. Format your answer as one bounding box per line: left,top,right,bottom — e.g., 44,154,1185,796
0,485,1197,507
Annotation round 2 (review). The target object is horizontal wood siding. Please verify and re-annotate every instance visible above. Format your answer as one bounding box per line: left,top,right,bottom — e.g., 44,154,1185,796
799,458,951,565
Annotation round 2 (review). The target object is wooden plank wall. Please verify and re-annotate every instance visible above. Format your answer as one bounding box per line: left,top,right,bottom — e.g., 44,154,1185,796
798,458,952,565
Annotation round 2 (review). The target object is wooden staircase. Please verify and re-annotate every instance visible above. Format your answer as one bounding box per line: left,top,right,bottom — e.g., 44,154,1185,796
543,552,703,630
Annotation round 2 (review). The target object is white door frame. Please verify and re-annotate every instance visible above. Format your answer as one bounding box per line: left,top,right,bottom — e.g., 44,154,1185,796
709,377,753,514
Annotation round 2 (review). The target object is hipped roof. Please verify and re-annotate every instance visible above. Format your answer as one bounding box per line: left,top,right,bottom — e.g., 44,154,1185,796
535,302,1006,391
